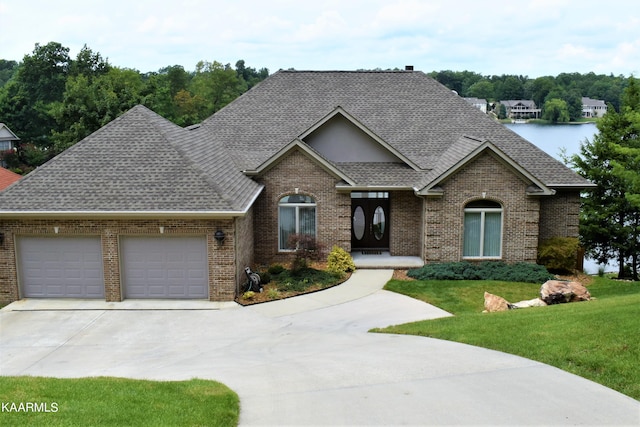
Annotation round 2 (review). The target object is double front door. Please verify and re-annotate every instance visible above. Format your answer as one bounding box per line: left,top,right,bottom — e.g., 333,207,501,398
351,195,389,249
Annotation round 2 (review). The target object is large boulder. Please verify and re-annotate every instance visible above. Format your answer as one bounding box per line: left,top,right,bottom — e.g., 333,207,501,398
540,280,591,305
483,291,511,312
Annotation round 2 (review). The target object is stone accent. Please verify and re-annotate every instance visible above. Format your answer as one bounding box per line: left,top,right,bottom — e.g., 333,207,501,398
0,218,243,304
483,291,511,312
540,280,591,304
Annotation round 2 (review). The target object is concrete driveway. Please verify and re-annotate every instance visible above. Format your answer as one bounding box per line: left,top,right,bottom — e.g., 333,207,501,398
1,270,638,426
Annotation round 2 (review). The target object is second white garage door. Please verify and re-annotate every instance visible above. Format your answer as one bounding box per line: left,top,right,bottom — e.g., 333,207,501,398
120,236,209,299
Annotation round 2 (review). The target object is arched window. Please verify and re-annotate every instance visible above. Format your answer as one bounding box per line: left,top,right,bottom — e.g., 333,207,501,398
463,200,502,258
278,195,316,251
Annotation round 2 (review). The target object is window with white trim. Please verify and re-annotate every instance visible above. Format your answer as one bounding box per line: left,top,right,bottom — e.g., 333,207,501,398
463,200,503,258
278,195,316,251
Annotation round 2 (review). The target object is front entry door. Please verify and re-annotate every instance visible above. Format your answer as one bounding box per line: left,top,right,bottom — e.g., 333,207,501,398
351,197,390,249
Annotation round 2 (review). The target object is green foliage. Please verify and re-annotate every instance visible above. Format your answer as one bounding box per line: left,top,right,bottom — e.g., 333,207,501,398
242,291,255,299
537,237,580,273
273,267,342,292
407,261,553,283
267,263,285,275
571,77,640,279
0,41,269,167
257,270,271,284
542,98,570,122
327,245,356,274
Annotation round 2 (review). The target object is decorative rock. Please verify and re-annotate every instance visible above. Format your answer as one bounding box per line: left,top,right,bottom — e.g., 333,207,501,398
483,291,511,312
510,298,547,309
540,280,591,305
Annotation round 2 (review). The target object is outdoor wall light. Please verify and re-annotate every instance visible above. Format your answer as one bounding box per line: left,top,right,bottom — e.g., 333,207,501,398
0,232,4,247
159,226,165,234
214,230,226,245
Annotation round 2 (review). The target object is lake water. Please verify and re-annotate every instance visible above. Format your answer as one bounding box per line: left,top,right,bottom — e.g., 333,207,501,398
503,122,613,274
504,122,599,162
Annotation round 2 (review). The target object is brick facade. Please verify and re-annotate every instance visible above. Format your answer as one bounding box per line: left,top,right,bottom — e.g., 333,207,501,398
253,149,351,265
538,190,581,242
0,217,245,304
389,191,423,257
0,151,583,305
423,152,542,263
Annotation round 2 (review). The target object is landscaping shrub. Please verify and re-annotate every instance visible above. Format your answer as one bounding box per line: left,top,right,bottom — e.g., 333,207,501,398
537,237,580,273
407,261,553,283
268,263,285,275
287,234,324,272
327,245,356,274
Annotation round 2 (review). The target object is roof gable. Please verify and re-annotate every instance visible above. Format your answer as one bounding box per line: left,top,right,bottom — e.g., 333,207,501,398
300,107,419,169
247,138,356,185
0,123,20,141
418,138,555,196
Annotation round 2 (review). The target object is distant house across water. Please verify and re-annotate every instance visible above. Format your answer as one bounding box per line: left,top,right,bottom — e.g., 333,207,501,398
499,100,541,119
582,97,607,118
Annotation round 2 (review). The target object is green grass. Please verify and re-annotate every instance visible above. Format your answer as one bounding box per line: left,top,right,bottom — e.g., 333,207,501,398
0,377,239,426
378,277,640,400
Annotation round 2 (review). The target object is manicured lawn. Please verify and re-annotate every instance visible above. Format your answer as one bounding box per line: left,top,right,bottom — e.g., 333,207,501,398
0,376,239,426
377,277,640,400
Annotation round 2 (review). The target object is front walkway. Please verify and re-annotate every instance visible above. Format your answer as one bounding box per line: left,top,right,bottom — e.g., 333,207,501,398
351,251,423,269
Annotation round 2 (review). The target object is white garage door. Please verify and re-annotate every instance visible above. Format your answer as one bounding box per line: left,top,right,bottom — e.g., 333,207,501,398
121,236,208,299
17,237,105,298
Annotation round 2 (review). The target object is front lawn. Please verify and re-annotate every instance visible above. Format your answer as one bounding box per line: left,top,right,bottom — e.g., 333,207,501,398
0,377,239,426
377,276,640,400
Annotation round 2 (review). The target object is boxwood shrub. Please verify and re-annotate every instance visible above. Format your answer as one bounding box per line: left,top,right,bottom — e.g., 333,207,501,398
407,261,554,283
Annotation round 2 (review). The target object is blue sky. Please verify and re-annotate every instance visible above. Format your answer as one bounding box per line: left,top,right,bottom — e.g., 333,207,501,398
1,0,638,77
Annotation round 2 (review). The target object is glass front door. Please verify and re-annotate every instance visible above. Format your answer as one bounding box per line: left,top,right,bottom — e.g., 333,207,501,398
351,193,390,249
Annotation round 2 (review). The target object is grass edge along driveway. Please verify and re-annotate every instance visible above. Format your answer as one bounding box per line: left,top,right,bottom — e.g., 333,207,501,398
0,376,239,427
376,276,640,401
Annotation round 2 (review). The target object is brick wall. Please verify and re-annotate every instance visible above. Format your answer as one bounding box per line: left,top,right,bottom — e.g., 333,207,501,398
424,152,541,263
0,217,241,304
389,191,423,256
253,149,351,265
234,205,255,295
538,190,581,241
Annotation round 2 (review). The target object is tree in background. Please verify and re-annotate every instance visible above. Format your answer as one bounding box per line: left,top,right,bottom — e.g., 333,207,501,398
542,98,569,123
571,77,640,279
0,41,269,170
0,42,70,151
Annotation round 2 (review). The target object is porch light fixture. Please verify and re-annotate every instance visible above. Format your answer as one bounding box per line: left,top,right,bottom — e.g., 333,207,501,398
214,230,226,245
159,226,165,234
54,226,59,234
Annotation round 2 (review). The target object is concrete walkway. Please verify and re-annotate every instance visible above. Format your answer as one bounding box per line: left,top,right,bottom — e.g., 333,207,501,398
1,270,639,426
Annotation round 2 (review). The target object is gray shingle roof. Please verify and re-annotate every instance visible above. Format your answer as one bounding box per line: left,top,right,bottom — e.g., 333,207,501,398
0,105,262,214
202,70,589,188
0,70,590,215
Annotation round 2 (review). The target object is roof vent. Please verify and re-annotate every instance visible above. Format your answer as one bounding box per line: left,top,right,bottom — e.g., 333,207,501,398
405,65,414,71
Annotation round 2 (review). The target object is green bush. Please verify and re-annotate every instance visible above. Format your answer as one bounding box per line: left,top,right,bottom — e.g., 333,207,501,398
327,245,356,274
407,261,553,283
537,237,580,274
268,264,285,275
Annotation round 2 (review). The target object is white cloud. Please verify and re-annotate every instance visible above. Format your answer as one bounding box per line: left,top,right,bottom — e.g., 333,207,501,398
1,0,638,77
